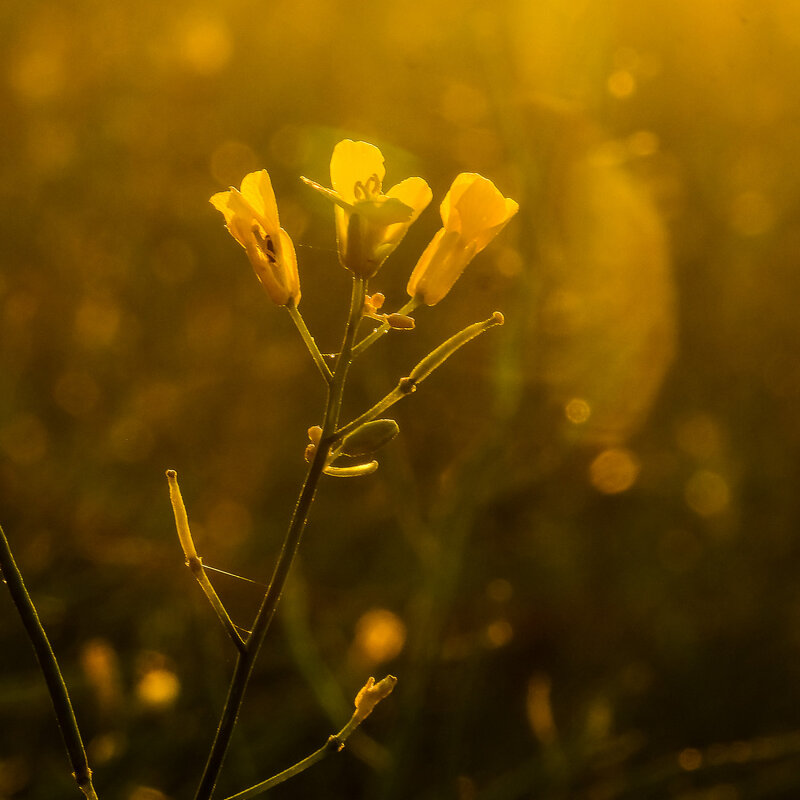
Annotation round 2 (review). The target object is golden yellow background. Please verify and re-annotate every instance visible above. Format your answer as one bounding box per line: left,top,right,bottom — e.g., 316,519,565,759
2,0,800,797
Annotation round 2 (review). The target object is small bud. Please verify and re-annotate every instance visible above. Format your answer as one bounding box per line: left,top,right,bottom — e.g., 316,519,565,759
340,419,400,457
304,443,317,463
386,313,416,330
365,293,385,312
307,425,323,445
354,675,398,721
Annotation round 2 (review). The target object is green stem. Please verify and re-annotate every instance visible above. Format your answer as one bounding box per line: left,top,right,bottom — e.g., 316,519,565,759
287,301,333,383
351,298,419,357
0,523,99,800
188,557,247,653
223,675,396,800
194,278,367,800
335,312,505,442
167,470,246,653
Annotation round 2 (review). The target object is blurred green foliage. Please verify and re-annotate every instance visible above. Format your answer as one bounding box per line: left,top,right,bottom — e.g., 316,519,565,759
2,0,800,798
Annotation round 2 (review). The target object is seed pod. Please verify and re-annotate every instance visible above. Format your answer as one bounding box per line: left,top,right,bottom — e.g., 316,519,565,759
386,313,416,330
324,460,379,477
340,419,400,457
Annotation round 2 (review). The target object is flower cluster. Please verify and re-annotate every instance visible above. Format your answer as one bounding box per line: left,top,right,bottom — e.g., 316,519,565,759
211,139,517,307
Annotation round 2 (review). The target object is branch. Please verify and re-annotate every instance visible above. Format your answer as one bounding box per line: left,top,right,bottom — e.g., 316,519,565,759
166,470,246,653
336,311,505,441
224,675,397,799
193,277,368,800
286,301,333,383
0,523,99,800
351,297,420,357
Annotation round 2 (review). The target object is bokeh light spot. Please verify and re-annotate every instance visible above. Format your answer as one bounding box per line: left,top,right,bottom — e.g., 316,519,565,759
10,47,64,102
75,298,121,349
565,397,591,424
205,499,252,552
179,16,232,75
628,130,660,157
678,747,703,771
485,619,513,648
0,414,48,466
493,245,523,278
685,470,730,517
0,757,29,797
81,639,121,713
88,733,123,765
675,413,722,460
353,608,407,665
128,787,168,800
54,370,101,417
485,578,513,603
526,673,556,745
589,448,640,494
607,69,636,99
136,667,180,710
210,141,260,189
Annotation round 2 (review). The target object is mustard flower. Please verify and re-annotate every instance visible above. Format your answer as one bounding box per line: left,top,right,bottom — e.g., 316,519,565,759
407,173,518,305
302,139,432,278
210,170,301,306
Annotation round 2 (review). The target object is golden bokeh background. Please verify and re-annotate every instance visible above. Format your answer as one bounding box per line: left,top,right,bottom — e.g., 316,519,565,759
2,0,800,797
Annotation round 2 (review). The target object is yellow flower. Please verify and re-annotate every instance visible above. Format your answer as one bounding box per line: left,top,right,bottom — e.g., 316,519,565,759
302,139,432,278
210,170,301,306
407,173,518,305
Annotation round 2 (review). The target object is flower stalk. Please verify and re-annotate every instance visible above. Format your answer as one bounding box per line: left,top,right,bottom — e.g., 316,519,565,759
193,278,367,800
0,523,99,800
167,470,247,653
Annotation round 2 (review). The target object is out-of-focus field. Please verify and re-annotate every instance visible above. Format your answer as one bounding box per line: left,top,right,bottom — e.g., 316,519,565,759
2,0,800,798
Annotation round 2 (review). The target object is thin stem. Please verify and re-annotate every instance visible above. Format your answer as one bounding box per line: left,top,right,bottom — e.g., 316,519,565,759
167,470,246,653
335,311,505,442
223,675,397,800
194,277,367,800
0,523,99,800
224,735,343,800
287,301,333,383
351,297,420,357
335,385,413,442
189,558,247,653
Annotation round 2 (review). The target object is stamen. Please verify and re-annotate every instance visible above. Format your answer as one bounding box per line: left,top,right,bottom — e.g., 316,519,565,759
252,226,278,264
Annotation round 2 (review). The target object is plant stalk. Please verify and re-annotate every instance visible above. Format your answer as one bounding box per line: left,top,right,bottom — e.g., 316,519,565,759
0,523,99,799
193,278,366,800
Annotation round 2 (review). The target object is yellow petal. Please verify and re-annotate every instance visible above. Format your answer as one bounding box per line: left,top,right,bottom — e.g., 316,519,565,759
239,169,280,232
386,177,433,222
406,228,475,305
277,228,301,304
330,140,386,203
442,173,519,251
354,195,413,225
